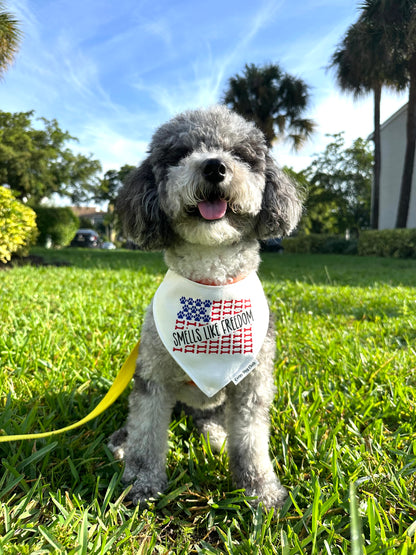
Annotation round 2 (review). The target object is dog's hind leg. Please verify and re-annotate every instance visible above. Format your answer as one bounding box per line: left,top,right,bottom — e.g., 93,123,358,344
109,374,175,505
108,426,128,460
184,403,227,452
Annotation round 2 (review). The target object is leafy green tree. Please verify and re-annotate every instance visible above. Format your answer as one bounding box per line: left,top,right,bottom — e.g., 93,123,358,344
92,165,135,239
94,165,135,205
0,2,21,79
330,16,406,230
222,63,315,149
0,110,102,203
295,133,373,235
362,0,416,228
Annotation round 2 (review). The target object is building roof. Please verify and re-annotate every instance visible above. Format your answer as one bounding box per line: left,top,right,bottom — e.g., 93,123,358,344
380,103,408,131
71,206,107,217
367,102,408,140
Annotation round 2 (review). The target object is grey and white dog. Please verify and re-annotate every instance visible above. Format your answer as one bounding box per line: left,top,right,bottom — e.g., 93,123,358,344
108,105,302,509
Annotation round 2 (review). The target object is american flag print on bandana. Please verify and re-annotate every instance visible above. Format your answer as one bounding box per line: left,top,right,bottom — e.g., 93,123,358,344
173,296,254,355
152,269,269,397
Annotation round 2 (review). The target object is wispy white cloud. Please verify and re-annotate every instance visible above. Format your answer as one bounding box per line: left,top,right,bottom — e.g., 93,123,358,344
73,122,149,172
130,0,288,118
218,0,286,72
141,17,173,50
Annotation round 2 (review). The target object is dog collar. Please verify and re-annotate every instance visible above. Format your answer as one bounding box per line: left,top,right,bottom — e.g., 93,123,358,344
153,270,269,397
192,274,247,286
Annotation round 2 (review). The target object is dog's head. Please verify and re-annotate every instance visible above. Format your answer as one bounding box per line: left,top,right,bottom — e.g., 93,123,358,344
117,105,302,250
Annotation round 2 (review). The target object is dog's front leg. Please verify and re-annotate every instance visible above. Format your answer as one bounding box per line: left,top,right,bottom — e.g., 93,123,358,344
118,375,174,505
226,374,287,510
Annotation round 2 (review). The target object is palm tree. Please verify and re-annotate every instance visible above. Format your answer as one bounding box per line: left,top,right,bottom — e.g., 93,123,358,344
362,0,416,228
330,17,406,229
0,2,22,79
222,63,315,149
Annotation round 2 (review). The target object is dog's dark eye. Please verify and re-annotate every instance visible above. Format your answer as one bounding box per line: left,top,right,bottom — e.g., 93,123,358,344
231,148,255,167
231,146,265,171
166,146,191,166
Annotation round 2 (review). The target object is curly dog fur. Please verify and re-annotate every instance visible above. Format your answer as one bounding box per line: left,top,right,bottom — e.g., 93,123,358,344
108,105,302,509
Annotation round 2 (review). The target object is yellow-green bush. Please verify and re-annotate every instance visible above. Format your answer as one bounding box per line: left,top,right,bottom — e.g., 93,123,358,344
0,187,38,263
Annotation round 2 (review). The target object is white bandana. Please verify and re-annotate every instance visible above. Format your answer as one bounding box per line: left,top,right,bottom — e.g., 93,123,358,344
153,270,269,397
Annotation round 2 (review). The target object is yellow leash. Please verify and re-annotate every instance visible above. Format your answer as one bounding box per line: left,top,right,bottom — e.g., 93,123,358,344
0,340,140,443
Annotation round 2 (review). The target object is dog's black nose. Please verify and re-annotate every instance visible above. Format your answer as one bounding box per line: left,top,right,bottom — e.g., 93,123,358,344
202,158,227,183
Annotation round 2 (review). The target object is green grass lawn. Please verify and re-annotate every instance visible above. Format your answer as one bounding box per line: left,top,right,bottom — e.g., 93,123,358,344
1,248,416,554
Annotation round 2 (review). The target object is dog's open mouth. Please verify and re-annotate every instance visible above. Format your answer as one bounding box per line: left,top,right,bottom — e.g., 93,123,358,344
197,199,228,220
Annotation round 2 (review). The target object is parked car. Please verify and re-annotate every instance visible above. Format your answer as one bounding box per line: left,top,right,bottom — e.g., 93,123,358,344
100,241,116,250
70,229,101,248
260,237,283,252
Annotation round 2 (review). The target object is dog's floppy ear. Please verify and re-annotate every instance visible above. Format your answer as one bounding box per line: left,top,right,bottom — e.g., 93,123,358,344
255,153,303,240
116,158,172,250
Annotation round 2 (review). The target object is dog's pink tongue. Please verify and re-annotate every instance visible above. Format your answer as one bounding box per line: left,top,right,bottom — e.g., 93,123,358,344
197,199,227,220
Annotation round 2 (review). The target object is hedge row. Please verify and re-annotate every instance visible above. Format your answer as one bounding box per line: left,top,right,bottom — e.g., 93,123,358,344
282,234,358,255
33,206,79,248
282,229,416,258
358,229,416,258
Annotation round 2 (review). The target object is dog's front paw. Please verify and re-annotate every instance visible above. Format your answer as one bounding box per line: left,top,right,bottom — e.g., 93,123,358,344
126,471,168,505
240,475,288,510
121,453,167,505
250,482,288,510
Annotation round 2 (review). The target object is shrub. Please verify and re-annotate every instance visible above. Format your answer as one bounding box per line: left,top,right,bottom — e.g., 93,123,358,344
282,234,358,255
33,206,79,247
358,229,416,258
0,187,38,263
321,237,358,255
282,234,325,254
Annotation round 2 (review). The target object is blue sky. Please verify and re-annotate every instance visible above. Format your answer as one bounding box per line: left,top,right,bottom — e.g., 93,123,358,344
1,0,408,184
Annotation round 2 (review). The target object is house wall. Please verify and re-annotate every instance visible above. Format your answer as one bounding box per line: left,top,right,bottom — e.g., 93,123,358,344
379,105,416,229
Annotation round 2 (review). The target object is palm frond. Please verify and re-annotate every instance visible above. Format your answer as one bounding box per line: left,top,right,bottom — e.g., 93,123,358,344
330,12,407,98
0,3,22,77
222,62,315,148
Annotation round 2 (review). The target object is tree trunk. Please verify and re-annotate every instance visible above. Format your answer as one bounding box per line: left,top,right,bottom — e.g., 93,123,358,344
371,84,382,229
396,54,416,228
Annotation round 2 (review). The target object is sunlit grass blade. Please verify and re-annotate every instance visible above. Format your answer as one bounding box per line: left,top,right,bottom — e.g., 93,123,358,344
349,482,364,555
